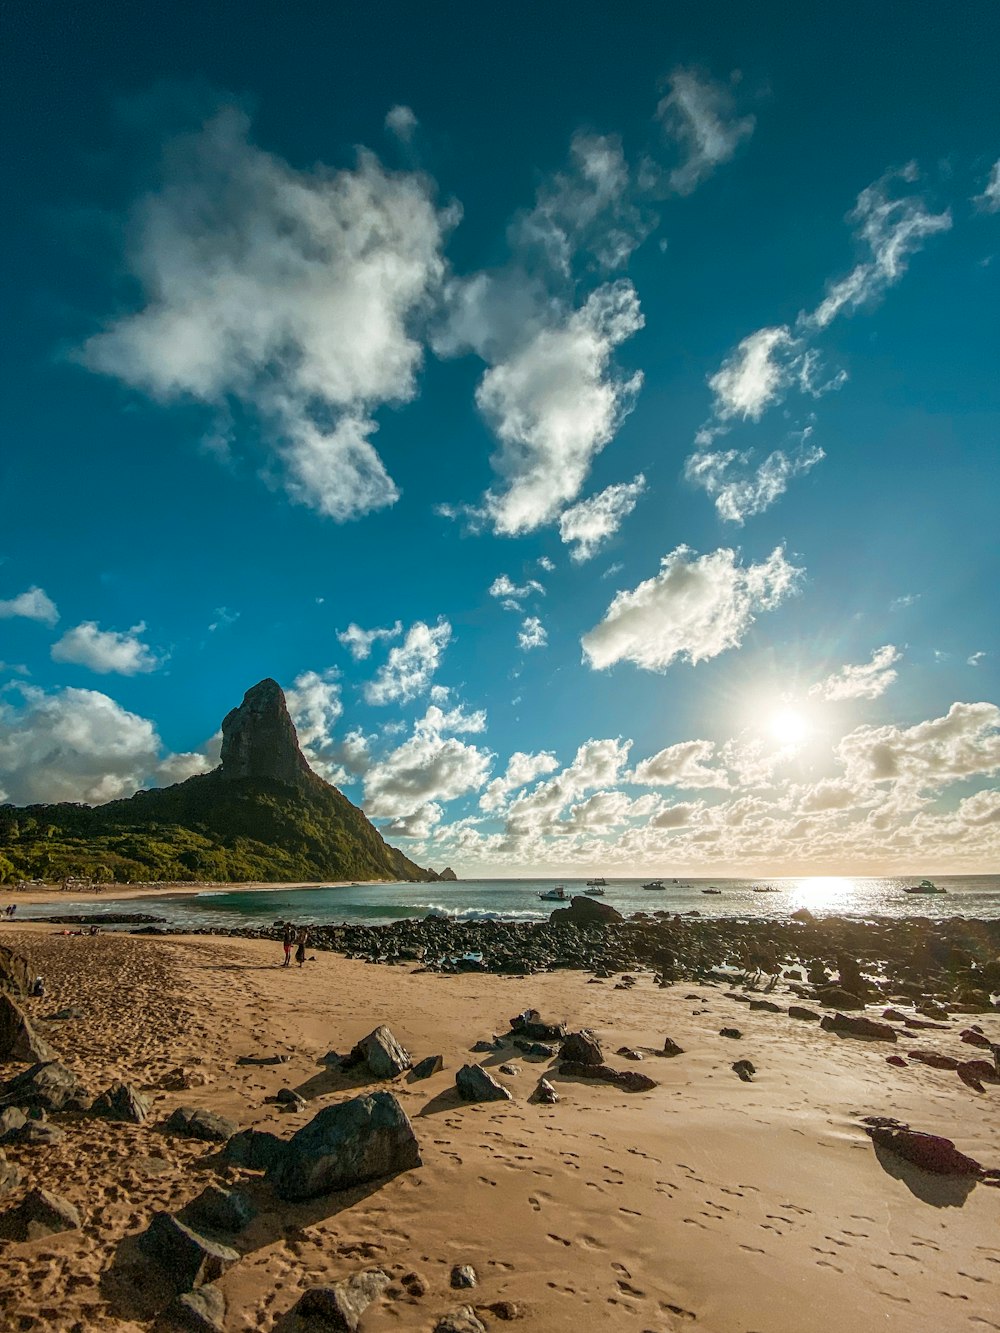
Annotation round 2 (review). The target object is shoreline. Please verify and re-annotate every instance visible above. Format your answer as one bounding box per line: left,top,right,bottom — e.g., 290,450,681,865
2,877,372,907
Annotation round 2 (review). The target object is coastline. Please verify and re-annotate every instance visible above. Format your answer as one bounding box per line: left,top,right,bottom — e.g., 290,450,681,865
3,878,370,907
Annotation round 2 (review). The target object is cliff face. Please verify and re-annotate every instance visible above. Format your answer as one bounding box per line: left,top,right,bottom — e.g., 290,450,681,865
219,679,313,787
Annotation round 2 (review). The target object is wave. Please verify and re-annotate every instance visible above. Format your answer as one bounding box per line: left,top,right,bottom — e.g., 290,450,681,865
411,903,549,922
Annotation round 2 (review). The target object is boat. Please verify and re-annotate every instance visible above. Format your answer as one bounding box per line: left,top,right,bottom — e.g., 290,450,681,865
584,886,607,897
904,879,947,895
539,885,568,902
642,879,667,891
701,887,722,895
586,877,607,887
753,885,779,893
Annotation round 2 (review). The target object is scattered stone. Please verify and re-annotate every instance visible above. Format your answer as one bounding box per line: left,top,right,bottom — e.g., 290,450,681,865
222,1127,287,1172
960,1028,993,1050
286,1269,391,1331
498,1063,521,1076
410,1055,443,1080
866,1124,982,1176
787,1006,820,1022
165,1107,238,1143
732,1060,755,1083
886,1055,907,1067
616,1048,643,1061
0,1152,24,1197
186,1183,255,1233
91,1081,151,1123
481,1300,521,1320
0,944,30,996
162,1284,226,1332
535,1078,558,1104
435,1307,487,1333
0,1060,89,1111
907,1050,960,1071
268,1090,421,1201
749,999,782,1013
719,1028,742,1040
559,1061,657,1093
559,1030,603,1066
548,896,624,926
509,1009,566,1042
345,1026,412,1079
0,1187,80,1240
450,1264,477,1289
511,1039,555,1058
816,986,866,1011
140,1213,239,1291
661,1037,684,1057
401,1271,427,1296
820,1013,897,1042
456,1064,512,1103
471,1040,497,1054
0,993,58,1063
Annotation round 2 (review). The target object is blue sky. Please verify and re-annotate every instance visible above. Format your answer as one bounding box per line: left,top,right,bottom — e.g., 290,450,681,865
1,2,998,874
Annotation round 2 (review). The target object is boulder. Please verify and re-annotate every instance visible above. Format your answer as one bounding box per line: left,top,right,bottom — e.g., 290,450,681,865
0,1187,80,1240
732,1060,755,1082
788,1006,820,1022
450,1264,477,1289
509,1009,566,1042
456,1064,512,1103
268,1090,421,1201
866,1125,982,1176
186,1184,255,1233
749,999,782,1013
0,1107,28,1142
222,1128,287,1172
908,1050,960,1071
0,1060,89,1111
511,1039,556,1058
559,1061,657,1093
816,986,867,1011
535,1078,558,1104
139,1212,239,1291
548,896,624,927
0,993,58,1063
661,1038,685,1056
0,1151,24,1197
719,1028,742,1040
0,944,30,996
162,1285,226,1332
820,1013,897,1042
165,1107,238,1143
410,1055,443,1081
435,1308,487,1333
287,1269,391,1331
958,1058,1000,1085
91,1081,150,1123
960,1029,993,1050
559,1031,603,1066
346,1026,412,1079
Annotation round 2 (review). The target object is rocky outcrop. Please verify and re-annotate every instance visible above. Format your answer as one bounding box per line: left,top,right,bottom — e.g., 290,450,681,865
140,1212,239,1291
286,1269,391,1331
438,867,458,881
865,1121,982,1176
820,1012,897,1042
455,1064,512,1103
0,945,29,997
163,1285,226,1332
559,1031,603,1066
0,993,57,1063
0,1060,89,1111
560,1061,658,1093
0,1187,80,1240
90,1081,150,1123
219,678,313,788
549,895,624,926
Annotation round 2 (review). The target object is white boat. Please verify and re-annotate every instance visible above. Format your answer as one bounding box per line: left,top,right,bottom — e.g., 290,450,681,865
904,879,947,895
584,886,606,897
587,876,607,887
642,879,666,891
539,885,568,902
701,887,722,895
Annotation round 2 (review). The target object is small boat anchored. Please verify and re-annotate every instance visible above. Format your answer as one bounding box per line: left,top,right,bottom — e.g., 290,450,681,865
701,887,722,895
585,876,608,896
642,879,667,891
539,885,569,902
904,879,947,895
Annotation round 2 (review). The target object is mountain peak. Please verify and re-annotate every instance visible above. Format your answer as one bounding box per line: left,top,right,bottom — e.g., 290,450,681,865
219,678,313,787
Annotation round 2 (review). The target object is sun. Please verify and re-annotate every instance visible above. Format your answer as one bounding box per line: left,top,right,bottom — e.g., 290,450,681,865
769,707,809,746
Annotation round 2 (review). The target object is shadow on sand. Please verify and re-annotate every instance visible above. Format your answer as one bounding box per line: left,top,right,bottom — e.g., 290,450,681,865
872,1141,979,1207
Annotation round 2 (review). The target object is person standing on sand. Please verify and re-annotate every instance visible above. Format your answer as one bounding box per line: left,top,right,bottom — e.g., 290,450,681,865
294,925,309,968
281,922,295,968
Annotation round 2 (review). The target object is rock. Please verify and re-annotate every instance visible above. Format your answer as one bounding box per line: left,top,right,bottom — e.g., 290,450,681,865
0,1152,25,1197
438,867,458,881
816,986,867,1010
511,1039,555,1058
11,1120,64,1144
535,1078,558,1104
268,1090,421,1201
0,1060,89,1111
908,1050,960,1071
435,1307,487,1333
0,945,30,996
866,1125,982,1176
402,1271,428,1296
410,1055,444,1080
347,1026,412,1078
661,1037,684,1056
186,1184,255,1233
548,895,624,926
0,1187,80,1239
222,1127,287,1171
481,1300,521,1320
509,1010,566,1042
450,1264,477,1288
749,999,782,1013
139,1213,239,1290
960,1028,993,1050
49,1007,86,1021
162,1285,226,1332
91,1081,151,1123
732,1060,755,1082
219,677,313,787
0,993,58,1063
719,1028,742,1040
882,1008,908,1022
498,1063,520,1076
787,1006,820,1022
790,908,815,923
958,1058,1000,1084
559,1030,603,1066
820,1013,897,1042
471,1040,497,1054
456,1064,512,1103
560,1061,657,1093
886,1055,907,1067
286,1269,391,1330
0,1107,28,1142
165,1107,238,1143
616,1048,643,1060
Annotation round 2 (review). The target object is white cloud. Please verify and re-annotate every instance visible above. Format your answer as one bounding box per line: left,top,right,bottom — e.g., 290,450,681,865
537,556,555,571
380,802,443,838
385,104,418,142
154,732,222,786
582,545,801,672
558,473,645,561
479,750,560,812
337,620,403,661
364,619,452,705
837,701,1000,792
506,737,631,831
807,164,951,329
631,738,730,789
488,574,545,611
472,281,644,534
285,667,343,753
0,587,59,627
80,104,457,522
650,801,701,829
51,621,161,675
208,607,239,632
657,67,755,196
968,651,987,667
685,437,824,524
363,704,492,817
518,616,547,651
974,159,1000,213
810,645,901,702
707,326,795,422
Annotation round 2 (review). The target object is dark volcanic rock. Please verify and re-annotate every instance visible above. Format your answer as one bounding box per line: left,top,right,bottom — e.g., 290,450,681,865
509,1009,566,1042
162,1284,226,1332
0,1060,89,1111
0,993,57,1063
0,1152,24,1197
820,1013,897,1042
788,1006,820,1022
560,1061,657,1093
559,1030,603,1066
222,1128,287,1172
0,1187,80,1239
268,1090,420,1201
409,1055,444,1081
346,1026,412,1079
165,1107,238,1143
139,1212,239,1291
186,1184,255,1233
287,1269,391,1330
219,677,313,787
908,1050,960,1071
548,895,624,926
91,1081,150,1123
456,1064,512,1103
0,944,30,996
866,1124,982,1176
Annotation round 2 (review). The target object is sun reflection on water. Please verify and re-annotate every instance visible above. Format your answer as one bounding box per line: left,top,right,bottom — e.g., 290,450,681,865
787,876,861,912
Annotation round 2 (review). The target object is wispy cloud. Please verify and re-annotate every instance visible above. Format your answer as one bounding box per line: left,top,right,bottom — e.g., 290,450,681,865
364,619,451,705
973,159,1000,213
684,434,824,525
656,67,756,196
809,644,901,701
518,616,548,651
384,104,418,143
51,621,161,675
0,586,59,627
337,620,403,661
558,473,645,562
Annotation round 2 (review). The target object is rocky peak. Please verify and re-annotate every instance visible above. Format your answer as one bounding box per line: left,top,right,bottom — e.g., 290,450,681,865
219,679,313,788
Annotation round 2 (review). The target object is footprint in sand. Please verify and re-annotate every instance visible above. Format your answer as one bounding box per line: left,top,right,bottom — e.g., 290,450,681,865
547,1233,572,1246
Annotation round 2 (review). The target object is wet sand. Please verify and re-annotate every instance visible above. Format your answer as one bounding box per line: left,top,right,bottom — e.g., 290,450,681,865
0,927,997,1332
4,880,357,908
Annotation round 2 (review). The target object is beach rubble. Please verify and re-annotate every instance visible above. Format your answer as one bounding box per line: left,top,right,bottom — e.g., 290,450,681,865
285,1267,391,1330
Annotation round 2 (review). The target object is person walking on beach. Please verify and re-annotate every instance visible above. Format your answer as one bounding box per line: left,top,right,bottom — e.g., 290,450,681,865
281,922,295,968
294,925,309,968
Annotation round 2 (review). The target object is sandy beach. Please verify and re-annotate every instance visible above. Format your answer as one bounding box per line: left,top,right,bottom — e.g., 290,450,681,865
4,882,357,908
0,925,997,1332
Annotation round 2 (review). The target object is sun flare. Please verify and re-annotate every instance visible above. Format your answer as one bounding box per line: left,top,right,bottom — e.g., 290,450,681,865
768,707,809,746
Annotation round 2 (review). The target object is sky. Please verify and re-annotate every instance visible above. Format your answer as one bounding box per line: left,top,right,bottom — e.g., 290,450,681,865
1,2,998,876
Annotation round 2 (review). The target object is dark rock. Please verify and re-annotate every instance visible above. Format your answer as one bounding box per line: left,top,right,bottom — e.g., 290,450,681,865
661,1038,684,1057
347,1026,412,1079
286,1268,391,1330
0,1151,24,1197
91,1081,150,1123
402,1271,428,1296
749,999,782,1013
0,1187,80,1239
509,1009,566,1042
559,1061,657,1093
219,677,313,788
820,1013,897,1042
548,895,624,926
535,1078,558,1104
719,1028,742,1040
222,1127,287,1172
498,1063,520,1075
790,908,815,923
960,1028,993,1050
0,1107,28,1142
908,1050,960,1071
0,944,30,996
456,1064,512,1103
559,1030,603,1066
435,1308,487,1333
732,1060,755,1082
886,1055,907,1067
438,867,458,881
165,1107,238,1143
186,1183,255,1233
958,1058,1000,1084
816,986,867,1010
787,1006,820,1022
882,1008,908,1022
471,1040,497,1053
450,1264,477,1288
49,1006,86,1021
616,1048,643,1061
10,1119,64,1144
0,992,58,1063
268,1090,421,1201
866,1125,982,1176
482,1300,522,1320
0,1060,89,1111
511,1039,555,1058
162,1285,226,1332
139,1212,239,1291
410,1055,444,1080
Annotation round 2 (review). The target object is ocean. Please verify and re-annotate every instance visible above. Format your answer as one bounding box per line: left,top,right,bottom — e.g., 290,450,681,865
11,874,1000,930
